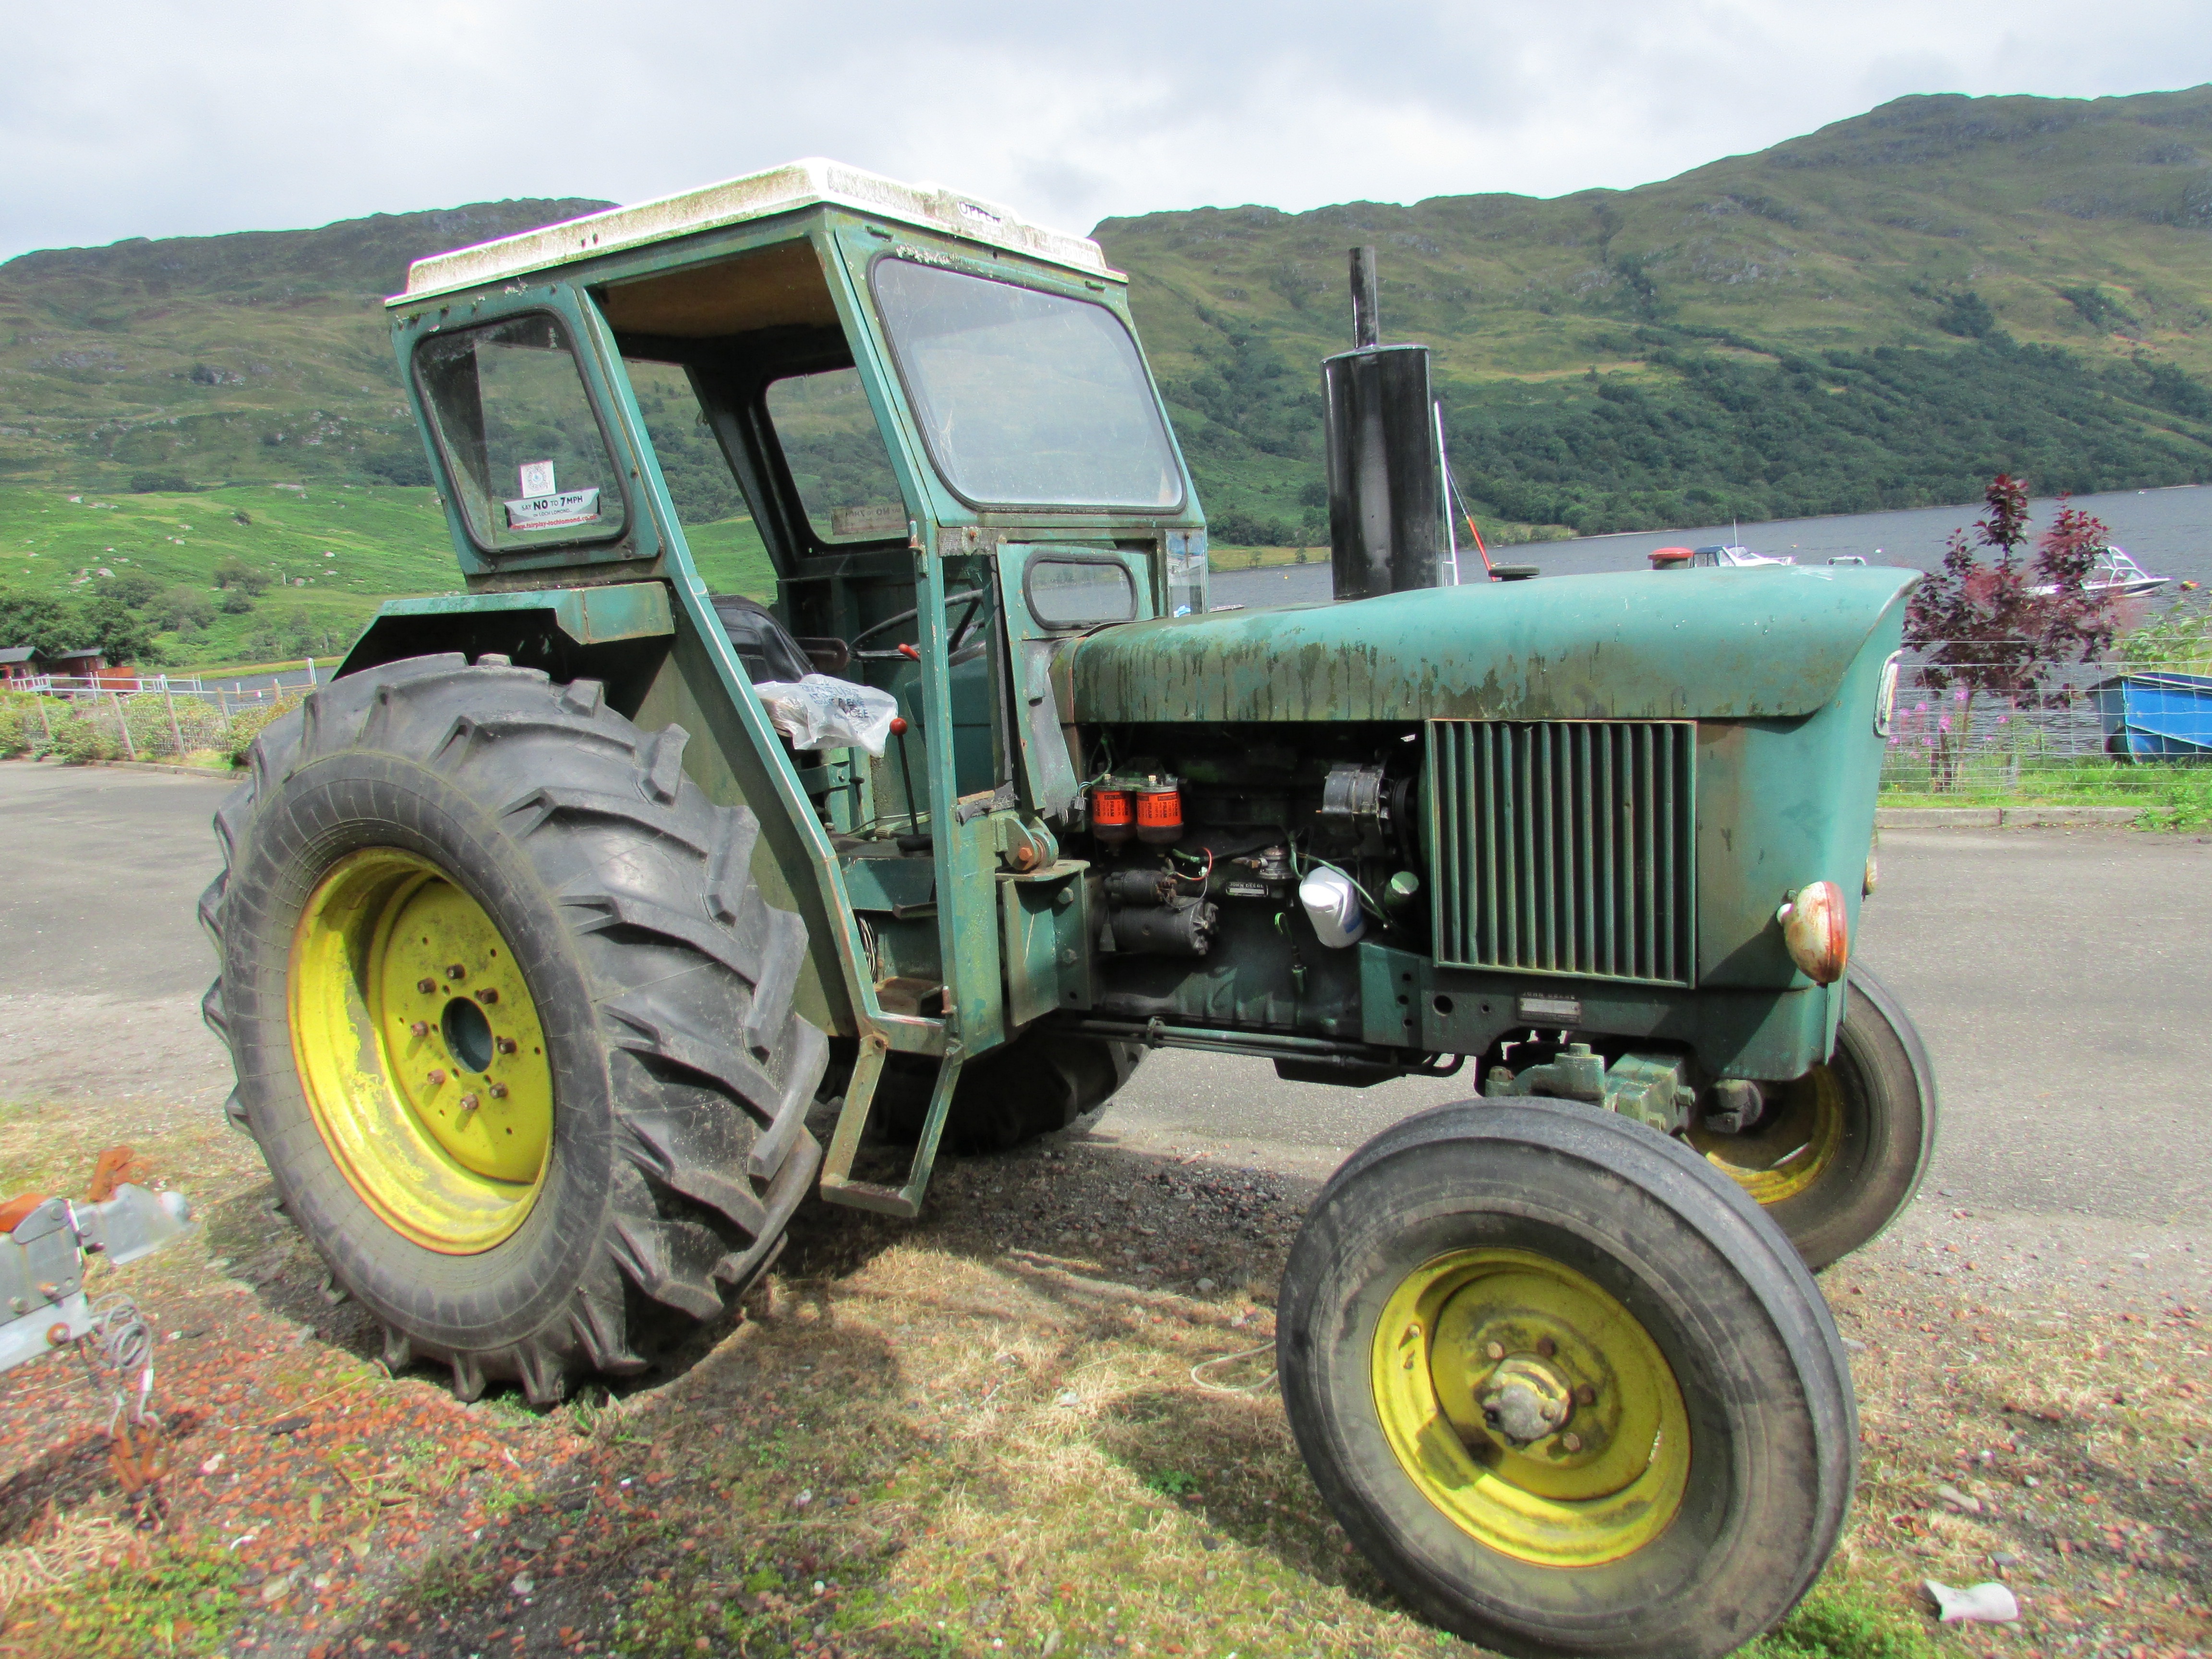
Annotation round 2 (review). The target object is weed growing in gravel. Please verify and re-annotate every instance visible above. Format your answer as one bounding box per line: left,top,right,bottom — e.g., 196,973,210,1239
1743,1582,1943,1658
4,1535,240,1658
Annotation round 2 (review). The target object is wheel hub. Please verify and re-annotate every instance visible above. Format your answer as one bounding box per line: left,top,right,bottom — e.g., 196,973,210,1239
1691,1064,1846,1204
1371,1248,1690,1566
1479,1355,1575,1445
289,849,555,1254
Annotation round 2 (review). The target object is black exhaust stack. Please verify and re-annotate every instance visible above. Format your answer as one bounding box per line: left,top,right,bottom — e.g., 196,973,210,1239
1324,247,1445,601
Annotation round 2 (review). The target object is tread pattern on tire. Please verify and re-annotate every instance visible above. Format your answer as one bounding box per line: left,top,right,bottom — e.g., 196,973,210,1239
199,654,828,1404
1279,1099,1857,1659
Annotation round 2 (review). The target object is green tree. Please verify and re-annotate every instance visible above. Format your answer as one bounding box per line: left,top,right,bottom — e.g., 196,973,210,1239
79,595,156,664
0,589,86,656
212,557,272,595
156,586,217,632
103,570,162,609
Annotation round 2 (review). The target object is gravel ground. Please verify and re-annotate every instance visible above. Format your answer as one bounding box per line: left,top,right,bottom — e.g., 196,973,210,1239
1,1088,2207,1658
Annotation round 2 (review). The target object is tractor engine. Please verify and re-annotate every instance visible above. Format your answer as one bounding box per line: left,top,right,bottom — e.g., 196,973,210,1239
1077,723,1423,1054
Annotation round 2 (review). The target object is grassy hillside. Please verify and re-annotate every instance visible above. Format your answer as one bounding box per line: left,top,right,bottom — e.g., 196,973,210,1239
5,87,2212,594
0,482,773,668
0,199,614,490
1099,88,2212,535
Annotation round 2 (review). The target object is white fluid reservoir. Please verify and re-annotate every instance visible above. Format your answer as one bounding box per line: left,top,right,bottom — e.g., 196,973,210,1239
1298,866,1365,949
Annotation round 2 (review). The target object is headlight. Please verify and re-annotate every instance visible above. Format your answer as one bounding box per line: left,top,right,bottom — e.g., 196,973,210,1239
1777,880,1849,984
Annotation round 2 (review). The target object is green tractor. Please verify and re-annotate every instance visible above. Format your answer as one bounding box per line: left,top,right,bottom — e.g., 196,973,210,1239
202,159,1934,1658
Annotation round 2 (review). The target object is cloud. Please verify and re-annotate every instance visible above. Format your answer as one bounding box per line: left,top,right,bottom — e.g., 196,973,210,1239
6,0,2211,261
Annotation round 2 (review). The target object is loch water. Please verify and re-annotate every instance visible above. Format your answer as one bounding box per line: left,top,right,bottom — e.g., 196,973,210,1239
1210,482,2212,612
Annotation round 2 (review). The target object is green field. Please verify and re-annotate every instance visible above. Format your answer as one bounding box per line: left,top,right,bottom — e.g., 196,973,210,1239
0,483,775,669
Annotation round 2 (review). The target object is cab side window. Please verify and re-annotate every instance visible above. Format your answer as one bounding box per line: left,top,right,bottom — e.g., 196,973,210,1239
764,368,909,547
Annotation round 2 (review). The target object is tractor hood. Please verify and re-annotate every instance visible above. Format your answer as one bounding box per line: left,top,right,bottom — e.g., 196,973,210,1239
1065,565,1918,724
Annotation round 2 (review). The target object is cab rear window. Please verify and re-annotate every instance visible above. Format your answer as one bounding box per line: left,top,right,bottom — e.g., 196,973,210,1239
416,315,628,553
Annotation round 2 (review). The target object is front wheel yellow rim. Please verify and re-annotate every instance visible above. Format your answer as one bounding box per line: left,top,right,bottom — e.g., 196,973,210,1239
1690,1067,1846,1206
288,849,554,1253
1372,1248,1690,1567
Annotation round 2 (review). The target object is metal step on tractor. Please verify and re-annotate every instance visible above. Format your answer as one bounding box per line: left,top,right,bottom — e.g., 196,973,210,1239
200,159,1935,1659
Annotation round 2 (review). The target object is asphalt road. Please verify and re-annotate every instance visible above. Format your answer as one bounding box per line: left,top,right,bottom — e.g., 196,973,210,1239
4,758,2206,1290
1100,826,2212,1224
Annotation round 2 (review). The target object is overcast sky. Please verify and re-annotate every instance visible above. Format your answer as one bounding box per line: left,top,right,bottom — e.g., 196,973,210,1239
6,0,2211,263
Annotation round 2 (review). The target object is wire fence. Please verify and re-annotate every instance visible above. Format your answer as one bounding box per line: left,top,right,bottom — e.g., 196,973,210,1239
1883,644,2210,805
1,680,306,769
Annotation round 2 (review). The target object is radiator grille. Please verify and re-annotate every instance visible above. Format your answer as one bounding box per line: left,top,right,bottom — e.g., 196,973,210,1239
1428,721,1696,986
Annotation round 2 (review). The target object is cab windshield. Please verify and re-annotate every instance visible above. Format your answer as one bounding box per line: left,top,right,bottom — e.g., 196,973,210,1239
871,259,1182,511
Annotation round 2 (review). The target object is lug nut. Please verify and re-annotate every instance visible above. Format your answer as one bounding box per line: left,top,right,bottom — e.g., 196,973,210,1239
409,1021,430,1037
1535,1336,1556,1358
488,1083,508,1100
479,987,499,1004
458,1094,480,1112
1562,1432,1582,1453
417,977,436,994
495,1037,517,1055
445,963,467,981
426,1070,447,1086
1574,1383,1596,1406
1485,1341,1505,1361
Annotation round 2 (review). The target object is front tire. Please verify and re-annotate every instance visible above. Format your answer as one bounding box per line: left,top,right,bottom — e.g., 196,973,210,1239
1279,1099,1854,1659
200,655,828,1404
1691,964,1936,1271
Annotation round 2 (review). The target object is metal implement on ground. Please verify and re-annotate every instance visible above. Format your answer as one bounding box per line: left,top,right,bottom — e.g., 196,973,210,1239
199,159,1939,1659
0,1182,192,1372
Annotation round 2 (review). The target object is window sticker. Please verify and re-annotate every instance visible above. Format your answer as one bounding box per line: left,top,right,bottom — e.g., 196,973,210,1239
518,459,557,496
505,487,601,531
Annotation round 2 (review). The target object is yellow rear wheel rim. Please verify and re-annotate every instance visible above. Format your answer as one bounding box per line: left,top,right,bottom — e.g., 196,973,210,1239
288,849,554,1253
1691,1066,1846,1206
1372,1248,1690,1567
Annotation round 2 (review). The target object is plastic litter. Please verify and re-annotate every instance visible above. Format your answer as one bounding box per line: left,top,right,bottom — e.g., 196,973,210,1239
750,675,900,757
1923,1579,2020,1624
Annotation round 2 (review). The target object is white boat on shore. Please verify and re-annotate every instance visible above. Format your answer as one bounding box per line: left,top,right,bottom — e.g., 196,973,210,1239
1648,542,1795,569
2031,546,2171,600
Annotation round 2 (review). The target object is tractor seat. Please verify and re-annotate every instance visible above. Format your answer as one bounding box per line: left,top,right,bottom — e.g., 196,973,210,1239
710,595,851,682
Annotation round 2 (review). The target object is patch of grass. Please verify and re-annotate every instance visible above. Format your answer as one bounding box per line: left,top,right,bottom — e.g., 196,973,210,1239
0,481,777,674
1,1535,241,1658
2137,765,2212,829
1881,755,2210,815
1744,1582,1942,1658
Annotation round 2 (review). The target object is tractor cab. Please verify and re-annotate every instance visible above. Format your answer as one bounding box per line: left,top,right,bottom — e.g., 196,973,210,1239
345,161,1207,1199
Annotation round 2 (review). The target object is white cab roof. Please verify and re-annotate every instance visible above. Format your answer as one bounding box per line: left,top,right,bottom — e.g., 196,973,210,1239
396,158,1117,304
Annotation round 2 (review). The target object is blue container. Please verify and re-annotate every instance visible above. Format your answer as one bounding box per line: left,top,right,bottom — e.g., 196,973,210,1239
2094,672,2212,758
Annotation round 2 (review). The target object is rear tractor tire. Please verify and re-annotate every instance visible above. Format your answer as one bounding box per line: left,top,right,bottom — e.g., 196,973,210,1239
881,1028,1144,1154
1690,963,1937,1271
1279,1099,1856,1659
200,654,828,1405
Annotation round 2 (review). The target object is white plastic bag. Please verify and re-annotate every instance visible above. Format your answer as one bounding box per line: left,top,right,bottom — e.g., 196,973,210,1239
1923,1580,2020,1625
750,675,900,757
